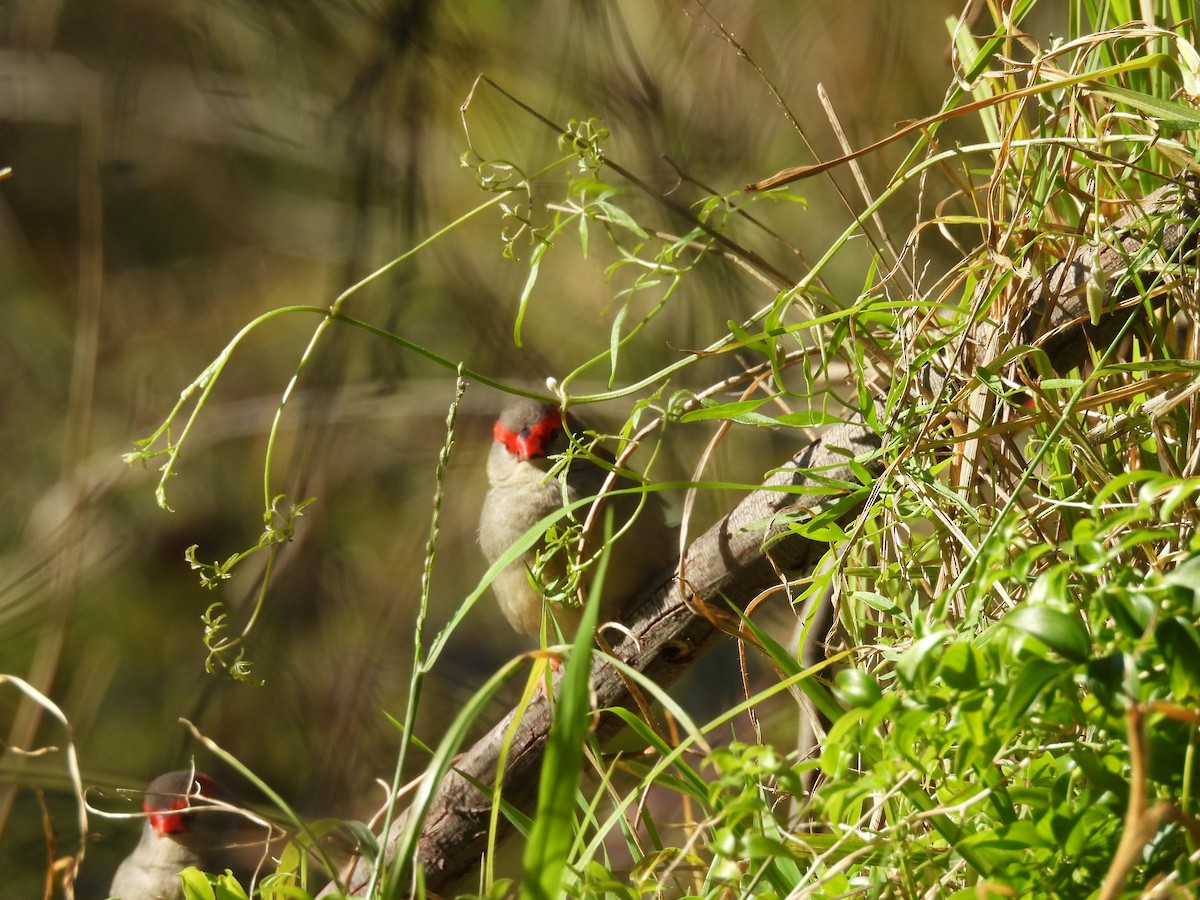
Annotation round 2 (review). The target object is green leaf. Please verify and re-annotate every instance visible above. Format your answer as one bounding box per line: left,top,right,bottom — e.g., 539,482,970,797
513,240,548,347
1084,653,1128,715
833,668,883,708
896,630,955,685
975,363,1005,396
957,820,1046,869
1003,606,1091,663
592,199,650,237
178,869,248,900
733,605,845,722
853,590,902,615
1102,587,1154,638
179,869,216,900
679,396,776,425
1089,83,1200,130
940,641,984,691
1164,553,1200,605
1006,658,1066,725
1026,564,1070,608
1156,617,1200,700
788,518,848,543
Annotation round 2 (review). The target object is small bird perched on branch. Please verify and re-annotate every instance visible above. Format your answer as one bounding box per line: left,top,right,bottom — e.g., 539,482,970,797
108,770,252,900
479,399,673,639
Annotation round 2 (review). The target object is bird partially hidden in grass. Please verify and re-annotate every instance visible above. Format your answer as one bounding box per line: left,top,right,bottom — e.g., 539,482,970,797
107,770,267,900
479,399,674,643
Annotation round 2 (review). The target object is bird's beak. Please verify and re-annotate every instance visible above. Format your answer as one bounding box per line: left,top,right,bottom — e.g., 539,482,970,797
514,433,537,461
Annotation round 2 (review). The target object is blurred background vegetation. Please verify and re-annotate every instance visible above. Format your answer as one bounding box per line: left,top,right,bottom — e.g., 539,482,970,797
0,1,1075,895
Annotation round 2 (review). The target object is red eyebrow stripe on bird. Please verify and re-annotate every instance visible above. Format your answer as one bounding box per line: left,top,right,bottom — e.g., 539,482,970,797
494,409,563,460
493,419,521,455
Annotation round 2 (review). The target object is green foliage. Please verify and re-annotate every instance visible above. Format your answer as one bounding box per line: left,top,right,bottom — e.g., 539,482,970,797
176,865,317,900
180,868,250,900
85,0,1200,898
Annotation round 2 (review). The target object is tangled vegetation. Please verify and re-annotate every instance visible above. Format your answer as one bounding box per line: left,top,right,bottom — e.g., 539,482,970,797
7,1,1200,898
